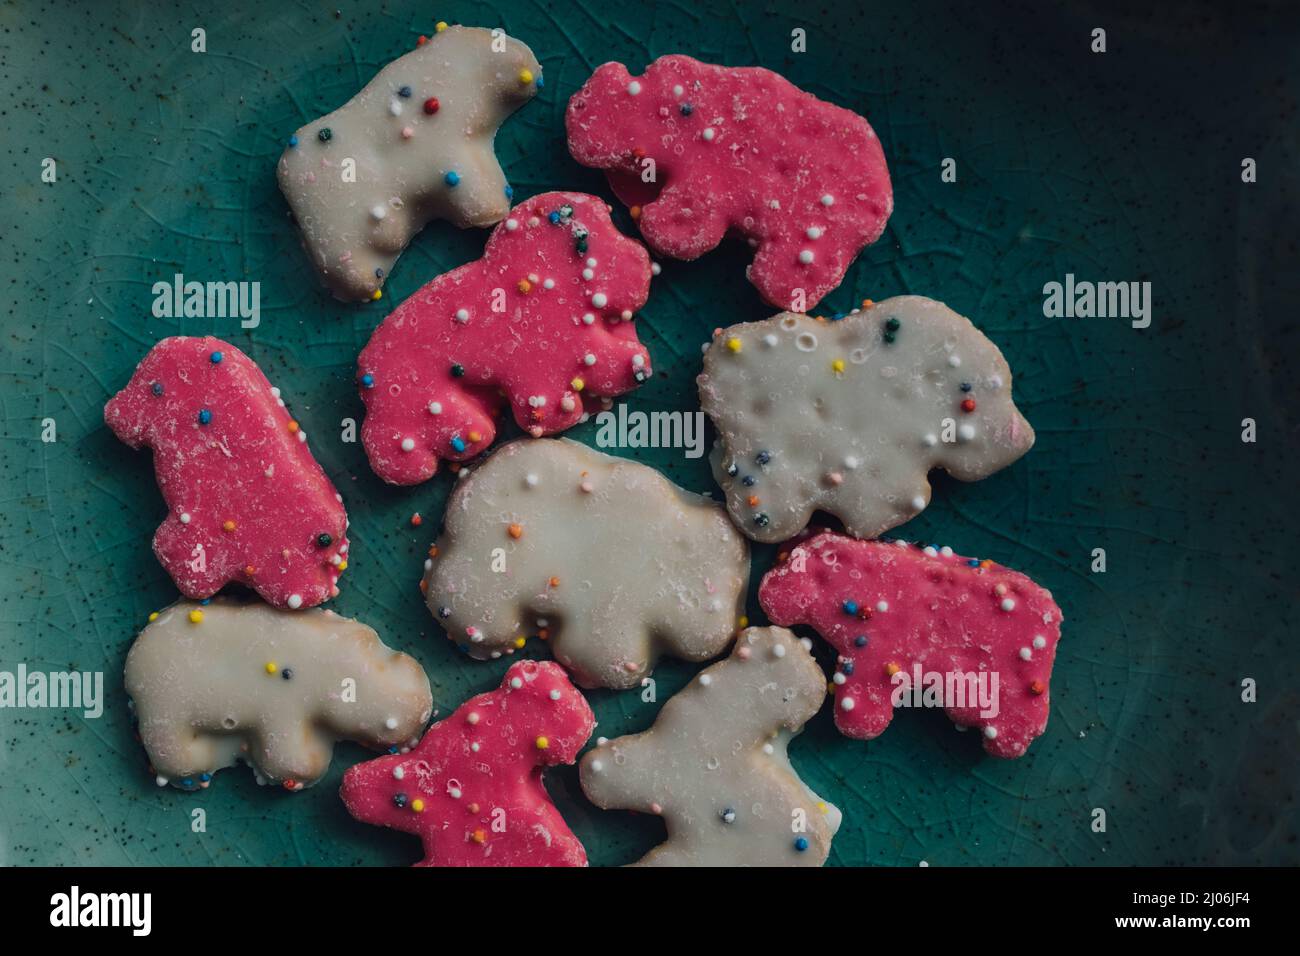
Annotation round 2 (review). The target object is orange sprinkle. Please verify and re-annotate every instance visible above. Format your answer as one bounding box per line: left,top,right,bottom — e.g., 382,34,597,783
468,802,480,814
1029,680,1046,695
428,545,439,558
629,205,642,220
222,520,237,533
244,565,256,575
861,298,874,308
508,523,523,539
471,829,487,844
885,661,901,677
419,579,428,593
468,431,482,443
538,628,550,640
287,420,299,433
517,278,532,294
980,559,993,569
531,408,545,421
747,495,760,507
548,576,560,588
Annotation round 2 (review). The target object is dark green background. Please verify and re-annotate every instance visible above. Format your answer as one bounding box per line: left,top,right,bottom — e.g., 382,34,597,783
2,0,1297,866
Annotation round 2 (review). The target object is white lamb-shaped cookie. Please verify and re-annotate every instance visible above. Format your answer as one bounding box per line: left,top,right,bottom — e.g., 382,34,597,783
277,25,541,301
124,598,432,791
424,438,750,689
698,296,1035,543
580,626,841,866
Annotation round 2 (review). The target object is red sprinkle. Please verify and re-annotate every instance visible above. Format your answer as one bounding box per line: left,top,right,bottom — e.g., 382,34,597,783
410,513,423,527
1029,680,1045,695
961,398,977,413
416,35,428,46
423,97,440,115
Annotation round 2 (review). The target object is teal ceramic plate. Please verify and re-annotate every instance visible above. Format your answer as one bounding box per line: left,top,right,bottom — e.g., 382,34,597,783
1,0,1297,866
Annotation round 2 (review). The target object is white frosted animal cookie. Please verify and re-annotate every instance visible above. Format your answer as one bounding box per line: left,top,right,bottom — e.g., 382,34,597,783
277,25,542,301
124,599,433,791
698,296,1035,543
424,438,749,689
580,626,841,866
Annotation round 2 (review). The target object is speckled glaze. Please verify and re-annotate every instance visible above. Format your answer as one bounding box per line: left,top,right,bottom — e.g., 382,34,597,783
356,192,653,485
567,54,892,311
278,25,541,301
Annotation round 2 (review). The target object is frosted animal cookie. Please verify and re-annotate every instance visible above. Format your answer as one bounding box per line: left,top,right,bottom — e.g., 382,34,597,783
277,24,542,301
340,660,594,866
357,192,653,485
566,54,892,311
125,598,432,791
424,438,749,689
580,627,839,866
105,336,349,609
698,297,1035,543
759,532,1063,758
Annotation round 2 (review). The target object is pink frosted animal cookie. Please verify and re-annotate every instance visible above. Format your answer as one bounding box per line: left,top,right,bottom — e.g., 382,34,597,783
105,337,349,609
566,55,892,311
340,660,594,866
759,532,1063,758
357,191,654,485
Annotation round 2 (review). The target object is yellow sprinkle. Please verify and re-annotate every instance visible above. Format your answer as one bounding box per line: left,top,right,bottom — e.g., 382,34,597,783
371,289,382,301
570,377,584,391
535,735,550,750
831,358,845,374
337,560,348,571
188,609,203,624
435,21,448,32
817,801,829,814
519,68,534,85
725,336,742,353
514,636,526,649
265,661,278,675
148,611,159,622
738,615,749,628
411,798,426,812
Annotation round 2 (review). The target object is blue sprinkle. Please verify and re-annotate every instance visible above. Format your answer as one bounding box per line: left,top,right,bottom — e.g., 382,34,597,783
398,85,412,98
854,635,868,647
742,475,756,486
968,558,980,567
548,210,561,224
535,73,544,89
444,170,461,187
200,598,211,606
199,773,211,782
841,661,855,675
182,778,193,788
450,435,466,453
960,382,972,392
680,103,693,116
209,350,223,364
360,373,375,389
831,312,845,321
288,134,299,148
504,184,514,199
150,381,164,396
197,408,212,425
842,600,858,615
387,746,399,754
794,837,809,852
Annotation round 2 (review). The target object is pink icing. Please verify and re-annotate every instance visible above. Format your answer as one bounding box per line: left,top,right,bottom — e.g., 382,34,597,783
339,659,594,867
104,336,348,609
566,55,892,311
357,191,652,485
759,532,1063,758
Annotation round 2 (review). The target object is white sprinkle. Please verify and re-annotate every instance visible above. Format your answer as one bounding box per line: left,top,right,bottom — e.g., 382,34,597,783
983,726,998,739
180,512,191,524
393,766,405,780
590,759,605,772
923,433,938,447
561,395,576,412
832,672,846,685
543,278,555,290
370,204,387,221
672,84,684,97
591,292,607,308
876,600,889,612
525,473,539,488
798,249,814,264
958,423,976,441
582,268,594,280
820,193,834,206
911,496,926,511
627,80,642,95
948,354,962,367
924,546,939,557
806,227,822,240
455,308,470,322
287,594,303,609
582,312,596,325
470,742,480,752
840,696,855,711
1033,635,1047,649
505,218,519,231
651,262,662,276
940,546,953,557
385,717,398,730
270,387,280,398
401,438,415,452
631,354,645,368
699,673,713,686
586,257,597,267
702,127,715,142
1001,598,1016,612
388,99,402,116
467,712,480,725
549,689,561,700
620,309,633,320
448,786,462,798
1019,647,1032,661
762,742,775,755
772,644,787,659
510,677,523,689
429,401,442,415
762,333,778,347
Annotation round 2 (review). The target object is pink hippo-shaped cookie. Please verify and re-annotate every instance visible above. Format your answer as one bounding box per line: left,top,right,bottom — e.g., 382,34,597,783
340,659,594,866
105,337,348,609
356,191,653,485
566,55,893,312
760,532,1063,758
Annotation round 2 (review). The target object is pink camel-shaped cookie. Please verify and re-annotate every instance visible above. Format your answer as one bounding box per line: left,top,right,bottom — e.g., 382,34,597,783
340,660,594,866
760,532,1063,758
356,191,653,485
